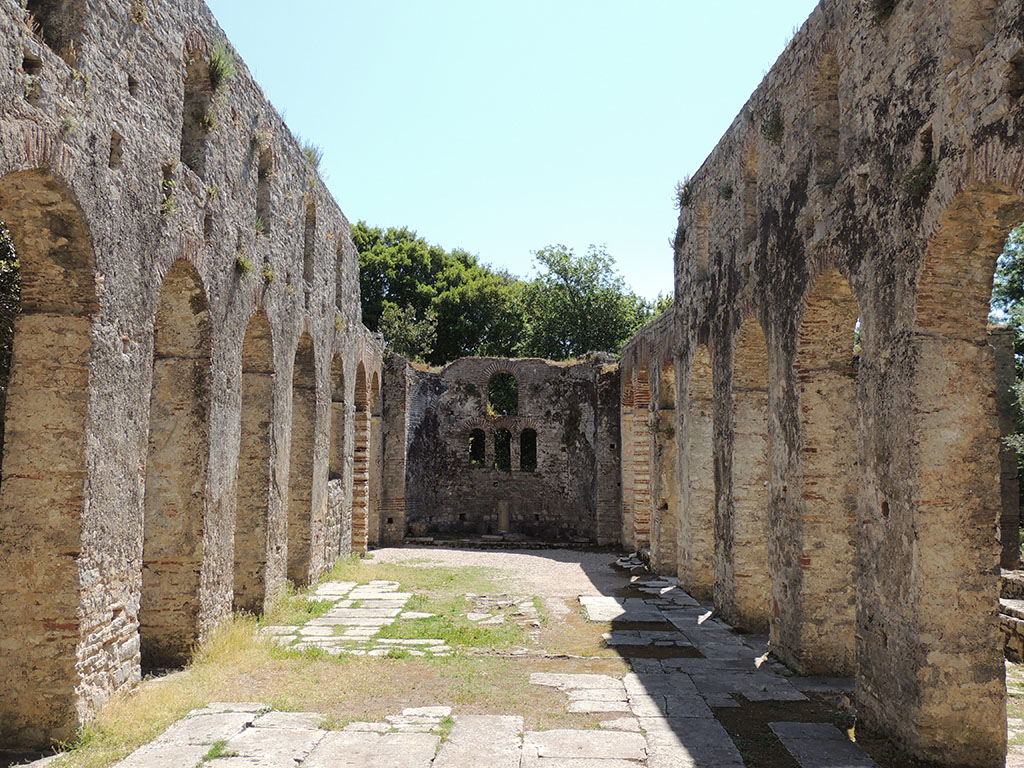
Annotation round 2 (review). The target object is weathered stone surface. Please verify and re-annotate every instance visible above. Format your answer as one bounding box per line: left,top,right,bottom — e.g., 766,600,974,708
303,731,439,768
769,722,879,768
523,729,647,760
433,715,523,768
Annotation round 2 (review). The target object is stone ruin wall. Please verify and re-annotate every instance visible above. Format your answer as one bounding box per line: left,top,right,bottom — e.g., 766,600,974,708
0,0,384,747
388,356,621,544
615,0,1024,764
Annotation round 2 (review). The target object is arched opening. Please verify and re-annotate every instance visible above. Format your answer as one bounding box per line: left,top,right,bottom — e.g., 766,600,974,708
180,45,213,178
812,50,840,187
791,266,859,675
889,186,1024,763
141,259,211,669
469,429,486,467
494,428,512,472
631,365,652,549
233,310,274,614
487,371,518,416
520,429,537,472
368,371,382,548
651,361,678,577
25,0,84,65
287,333,316,585
680,345,714,599
352,362,370,553
0,170,96,744
727,318,771,632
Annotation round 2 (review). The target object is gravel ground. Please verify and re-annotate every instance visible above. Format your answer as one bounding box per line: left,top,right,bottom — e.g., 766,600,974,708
368,547,631,598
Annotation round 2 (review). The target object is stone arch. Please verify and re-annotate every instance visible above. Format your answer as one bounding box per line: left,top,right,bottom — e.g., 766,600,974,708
726,316,771,631
631,364,653,549
680,345,714,599
894,184,1024,763
790,266,860,675
141,259,211,668
0,169,97,744
651,358,678,576
287,332,316,585
352,361,370,552
233,310,275,614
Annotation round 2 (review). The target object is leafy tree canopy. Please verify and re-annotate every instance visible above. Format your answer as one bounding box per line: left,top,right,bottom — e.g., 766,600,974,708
355,222,670,365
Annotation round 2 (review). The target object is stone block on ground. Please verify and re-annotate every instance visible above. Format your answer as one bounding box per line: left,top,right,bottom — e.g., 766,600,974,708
433,715,523,768
769,722,879,768
303,731,439,767
523,729,647,760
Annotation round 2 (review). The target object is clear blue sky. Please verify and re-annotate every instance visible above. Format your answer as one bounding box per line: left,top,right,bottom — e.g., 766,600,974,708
205,1,819,301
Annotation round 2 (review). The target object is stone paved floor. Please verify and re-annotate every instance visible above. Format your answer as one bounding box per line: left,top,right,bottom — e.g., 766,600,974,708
97,551,902,767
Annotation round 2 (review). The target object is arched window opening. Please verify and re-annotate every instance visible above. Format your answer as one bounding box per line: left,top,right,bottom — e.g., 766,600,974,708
494,428,512,472
813,50,840,187
302,199,316,287
469,429,486,467
25,0,83,65
180,49,213,178
488,372,518,416
256,148,273,235
520,429,537,472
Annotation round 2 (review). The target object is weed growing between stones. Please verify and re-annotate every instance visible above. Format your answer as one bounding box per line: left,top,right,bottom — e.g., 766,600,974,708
200,739,237,761
760,102,784,144
234,252,254,278
900,159,936,200
872,0,899,21
207,43,236,92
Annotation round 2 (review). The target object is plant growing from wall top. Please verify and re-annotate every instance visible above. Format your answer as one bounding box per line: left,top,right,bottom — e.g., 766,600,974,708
208,42,236,92
674,177,692,209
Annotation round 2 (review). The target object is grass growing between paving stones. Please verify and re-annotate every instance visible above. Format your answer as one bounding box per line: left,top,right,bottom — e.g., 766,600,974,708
49,556,632,768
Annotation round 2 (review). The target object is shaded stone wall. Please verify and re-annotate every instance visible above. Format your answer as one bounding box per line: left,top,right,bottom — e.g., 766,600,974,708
619,0,1024,763
0,0,383,746
401,356,620,542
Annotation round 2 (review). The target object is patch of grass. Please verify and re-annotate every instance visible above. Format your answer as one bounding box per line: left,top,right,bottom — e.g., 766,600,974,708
377,599,524,651
199,739,237,762
254,216,265,237
262,262,275,284
302,141,323,170
263,590,332,626
234,252,254,278
130,1,146,24
674,177,692,209
717,182,734,201
437,714,455,742
208,43,236,92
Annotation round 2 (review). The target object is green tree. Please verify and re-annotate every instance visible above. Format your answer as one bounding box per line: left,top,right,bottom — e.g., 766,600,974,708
518,245,654,360
354,222,525,365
